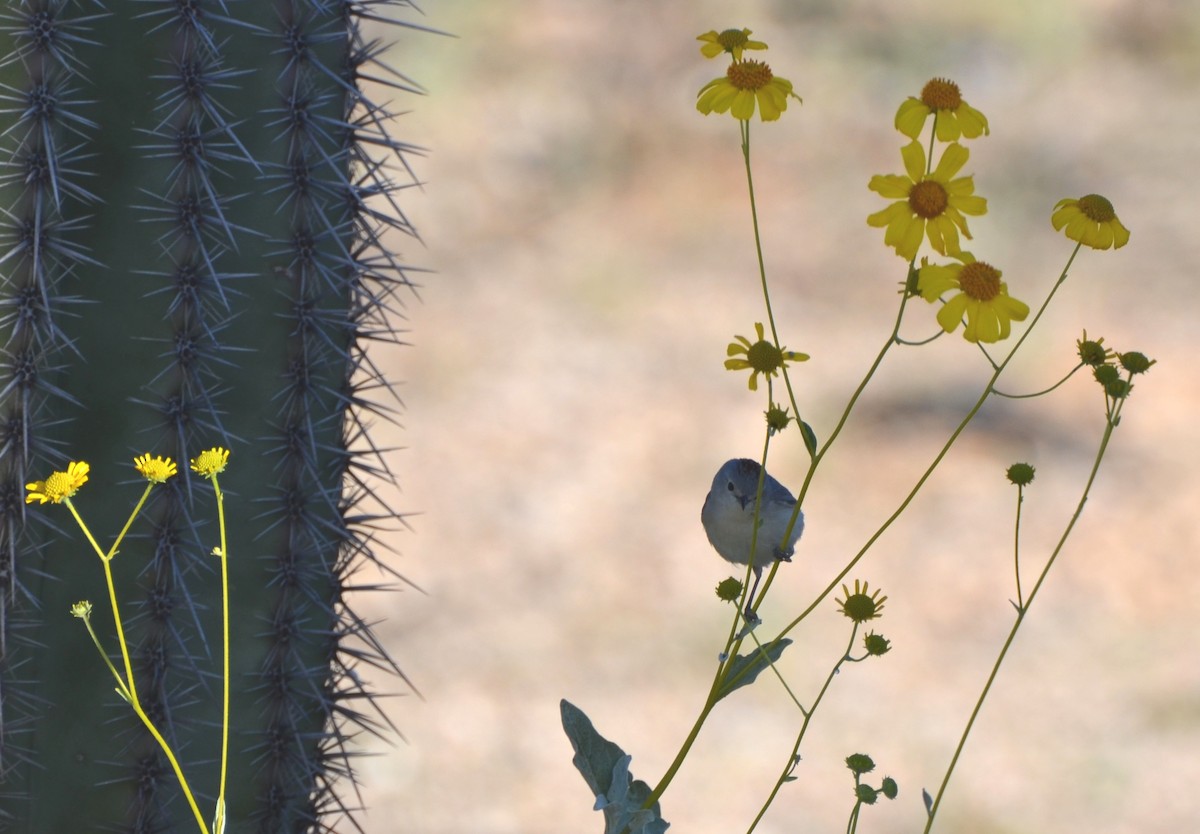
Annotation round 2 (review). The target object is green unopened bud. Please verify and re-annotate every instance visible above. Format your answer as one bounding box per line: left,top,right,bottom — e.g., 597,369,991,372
863,631,892,656
1006,462,1035,486
855,784,879,804
1105,379,1131,399
845,753,875,775
1118,351,1154,375
765,404,792,435
716,577,744,603
881,777,898,799
1076,332,1112,367
1093,364,1119,385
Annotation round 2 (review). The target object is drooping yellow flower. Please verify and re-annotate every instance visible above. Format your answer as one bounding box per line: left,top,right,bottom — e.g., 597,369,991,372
190,447,230,479
696,28,768,61
133,453,177,484
725,322,809,391
1051,194,1130,250
917,252,1030,343
25,460,90,504
895,77,989,141
867,141,987,260
697,60,799,122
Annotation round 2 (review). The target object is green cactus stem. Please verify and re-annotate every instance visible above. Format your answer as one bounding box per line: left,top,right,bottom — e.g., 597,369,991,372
0,1,425,830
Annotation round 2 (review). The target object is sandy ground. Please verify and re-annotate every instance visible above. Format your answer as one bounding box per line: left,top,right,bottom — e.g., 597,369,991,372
347,2,1200,832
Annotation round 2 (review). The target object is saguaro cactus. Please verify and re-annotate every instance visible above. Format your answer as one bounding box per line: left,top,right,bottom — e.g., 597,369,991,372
0,1,420,830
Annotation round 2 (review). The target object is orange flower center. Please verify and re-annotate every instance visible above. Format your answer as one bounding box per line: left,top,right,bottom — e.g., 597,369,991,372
908,180,948,219
1077,194,1116,223
717,29,750,50
958,261,1002,301
43,471,75,500
727,60,773,91
920,77,962,111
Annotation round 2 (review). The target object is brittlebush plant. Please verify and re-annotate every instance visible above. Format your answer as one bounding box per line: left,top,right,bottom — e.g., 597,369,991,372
560,27,1150,834
27,450,232,834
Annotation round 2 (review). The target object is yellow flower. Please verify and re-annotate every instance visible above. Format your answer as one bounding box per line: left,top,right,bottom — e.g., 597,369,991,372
70,600,93,620
1051,194,1129,250
697,60,800,122
895,77,989,141
917,252,1030,343
725,322,809,391
867,141,987,260
133,453,177,484
190,447,230,478
25,460,90,504
696,28,768,61
836,580,887,623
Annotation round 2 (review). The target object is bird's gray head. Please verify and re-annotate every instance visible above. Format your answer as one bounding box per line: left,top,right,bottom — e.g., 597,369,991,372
711,458,765,510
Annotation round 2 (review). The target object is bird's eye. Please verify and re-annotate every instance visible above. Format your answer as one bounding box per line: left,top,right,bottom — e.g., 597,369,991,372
726,481,735,492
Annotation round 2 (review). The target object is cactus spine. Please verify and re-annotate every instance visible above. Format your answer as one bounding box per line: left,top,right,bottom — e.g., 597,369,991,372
0,1,420,830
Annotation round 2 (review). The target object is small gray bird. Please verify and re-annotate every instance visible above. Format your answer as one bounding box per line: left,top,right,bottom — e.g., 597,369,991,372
701,458,804,616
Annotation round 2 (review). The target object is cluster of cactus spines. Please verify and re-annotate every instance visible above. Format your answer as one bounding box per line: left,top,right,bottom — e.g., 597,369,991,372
0,1,423,831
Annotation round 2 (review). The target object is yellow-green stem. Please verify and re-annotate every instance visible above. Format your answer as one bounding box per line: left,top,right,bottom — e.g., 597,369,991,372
64,492,210,833
774,243,1082,641
746,625,858,833
923,385,1126,832
78,613,132,703
739,120,803,436
213,474,231,816
1013,485,1025,610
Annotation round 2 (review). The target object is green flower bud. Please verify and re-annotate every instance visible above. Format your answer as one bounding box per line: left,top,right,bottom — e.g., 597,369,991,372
1118,351,1154,375
1093,364,1119,385
863,631,892,657
1105,379,1131,400
881,777,898,799
716,577,744,603
1005,462,1035,486
765,404,793,435
845,753,875,775
855,784,879,805
1076,331,1113,367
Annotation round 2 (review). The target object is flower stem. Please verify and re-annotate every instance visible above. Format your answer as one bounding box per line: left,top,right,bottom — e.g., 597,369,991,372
213,473,231,821
775,245,1077,640
64,492,210,834
923,386,1126,832
1012,485,1025,610
746,625,858,833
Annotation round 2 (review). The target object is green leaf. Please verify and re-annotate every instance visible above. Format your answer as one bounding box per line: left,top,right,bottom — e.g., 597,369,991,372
561,700,670,834
715,638,792,702
800,420,819,456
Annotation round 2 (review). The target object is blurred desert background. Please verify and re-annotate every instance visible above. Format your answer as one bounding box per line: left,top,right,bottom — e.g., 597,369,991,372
349,2,1200,833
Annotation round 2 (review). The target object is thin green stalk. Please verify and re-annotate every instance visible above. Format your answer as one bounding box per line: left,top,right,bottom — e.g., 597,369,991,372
923,389,1126,832
746,625,859,833
127,699,211,834
774,243,1081,641
1012,484,1025,610
77,611,133,703
63,493,211,834
739,121,804,440
213,473,231,826
992,363,1085,399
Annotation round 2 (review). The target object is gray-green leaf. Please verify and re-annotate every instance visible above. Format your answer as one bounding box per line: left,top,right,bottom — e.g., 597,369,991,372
715,638,793,702
561,700,670,834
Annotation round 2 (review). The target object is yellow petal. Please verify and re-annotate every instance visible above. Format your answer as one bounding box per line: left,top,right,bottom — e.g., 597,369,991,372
900,141,926,183
934,143,970,180
894,98,929,139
